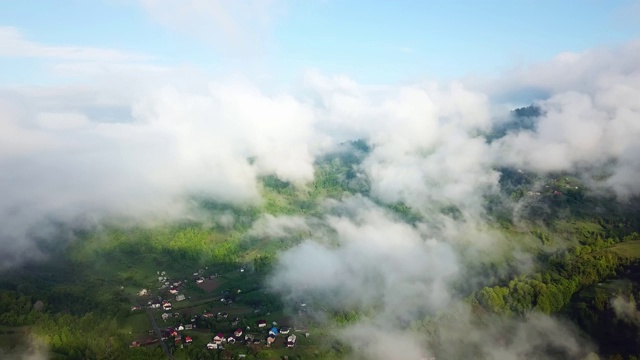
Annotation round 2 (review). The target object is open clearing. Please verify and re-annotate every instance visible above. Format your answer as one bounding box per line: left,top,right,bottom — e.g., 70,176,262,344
609,240,640,259
196,279,222,293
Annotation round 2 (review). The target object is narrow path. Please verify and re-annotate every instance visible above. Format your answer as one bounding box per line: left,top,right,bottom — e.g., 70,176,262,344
145,308,177,360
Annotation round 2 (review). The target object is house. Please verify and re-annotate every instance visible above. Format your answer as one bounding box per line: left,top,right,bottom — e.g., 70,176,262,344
234,328,243,337
184,336,192,344
196,277,204,284
207,342,217,350
269,327,278,336
163,302,172,311
287,334,297,348
177,325,184,331
252,338,262,344
257,319,267,328
220,312,228,318
130,341,140,348
184,324,193,330
266,335,275,346
227,337,236,344
162,313,170,321
131,306,142,312
213,333,225,344
176,294,186,301
138,289,148,296
280,327,290,334
244,334,254,341
202,313,214,318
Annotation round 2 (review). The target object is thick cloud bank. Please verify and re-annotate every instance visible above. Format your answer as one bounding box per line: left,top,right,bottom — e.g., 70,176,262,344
2,39,640,268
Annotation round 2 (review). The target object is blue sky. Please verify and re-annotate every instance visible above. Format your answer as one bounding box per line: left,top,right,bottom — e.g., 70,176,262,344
1,0,639,85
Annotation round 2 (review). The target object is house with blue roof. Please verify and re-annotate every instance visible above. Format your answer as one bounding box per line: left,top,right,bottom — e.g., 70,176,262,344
268,327,279,336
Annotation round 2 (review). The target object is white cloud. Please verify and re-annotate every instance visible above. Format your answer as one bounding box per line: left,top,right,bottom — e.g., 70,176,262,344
612,295,640,324
490,57,640,197
305,72,498,218
0,76,319,270
429,307,595,360
269,198,459,316
248,214,311,238
0,27,150,62
483,40,640,99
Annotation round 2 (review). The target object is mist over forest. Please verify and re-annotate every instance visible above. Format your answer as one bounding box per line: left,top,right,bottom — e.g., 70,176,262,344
1,1,640,360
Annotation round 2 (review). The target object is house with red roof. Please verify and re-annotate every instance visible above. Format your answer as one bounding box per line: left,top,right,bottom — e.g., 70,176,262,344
213,333,225,344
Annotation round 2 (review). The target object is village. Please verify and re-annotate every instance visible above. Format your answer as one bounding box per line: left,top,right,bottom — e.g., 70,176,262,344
127,266,312,359
509,171,584,201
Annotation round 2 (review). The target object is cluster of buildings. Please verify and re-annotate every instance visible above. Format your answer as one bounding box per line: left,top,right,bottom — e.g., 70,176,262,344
134,267,306,354
161,326,194,346
205,320,298,351
135,270,199,314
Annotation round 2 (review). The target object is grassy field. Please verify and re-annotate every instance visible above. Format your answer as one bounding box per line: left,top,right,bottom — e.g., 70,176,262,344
553,219,603,236
123,312,154,338
609,240,640,259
